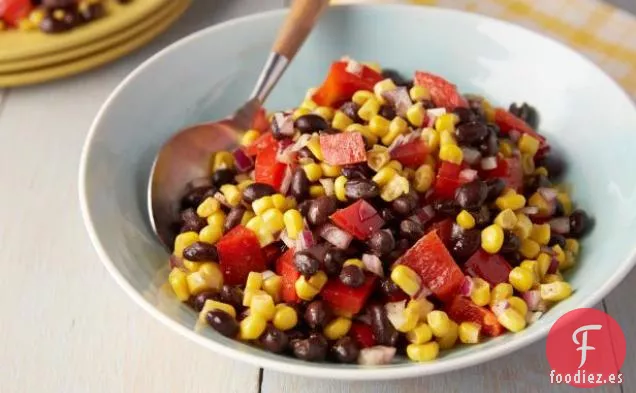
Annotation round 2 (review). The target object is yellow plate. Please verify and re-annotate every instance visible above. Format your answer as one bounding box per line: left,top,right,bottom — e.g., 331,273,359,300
0,0,171,62
0,0,191,87
0,0,183,73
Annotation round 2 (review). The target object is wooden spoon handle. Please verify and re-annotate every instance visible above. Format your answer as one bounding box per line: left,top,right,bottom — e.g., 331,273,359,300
273,0,330,59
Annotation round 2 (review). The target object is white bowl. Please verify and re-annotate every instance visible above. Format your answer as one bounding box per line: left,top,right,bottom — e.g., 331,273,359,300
79,4,636,380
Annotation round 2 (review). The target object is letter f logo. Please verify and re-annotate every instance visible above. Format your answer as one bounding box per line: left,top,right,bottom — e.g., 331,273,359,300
572,324,602,368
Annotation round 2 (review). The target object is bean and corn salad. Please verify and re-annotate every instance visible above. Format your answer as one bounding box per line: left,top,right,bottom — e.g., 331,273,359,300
167,58,591,365
0,0,132,34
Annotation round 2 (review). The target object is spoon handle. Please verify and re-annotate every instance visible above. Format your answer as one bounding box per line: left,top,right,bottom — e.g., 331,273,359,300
250,0,330,102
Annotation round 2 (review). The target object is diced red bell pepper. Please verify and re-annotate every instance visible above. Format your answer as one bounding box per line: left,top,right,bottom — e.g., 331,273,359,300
481,156,524,192
275,248,300,303
390,139,429,168
433,176,463,200
319,132,367,166
330,199,385,240
252,107,270,133
0,0,33,26
245,132,273,157
437,161,462,179
445,295,504,336
312,61,383,107
425,218,455,248
494,108,549,155
464,249,513,286
396,231,464,302
254,137,287,191
321,274,377,315
216,226,266,285
414,71,469,110
262,242,284,268
349,322,377,348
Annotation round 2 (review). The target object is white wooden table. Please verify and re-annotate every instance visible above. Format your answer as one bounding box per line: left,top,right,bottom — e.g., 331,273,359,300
1,1,634,392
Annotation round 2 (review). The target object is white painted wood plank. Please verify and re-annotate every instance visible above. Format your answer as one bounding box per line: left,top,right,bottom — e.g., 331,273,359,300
0,0,283,392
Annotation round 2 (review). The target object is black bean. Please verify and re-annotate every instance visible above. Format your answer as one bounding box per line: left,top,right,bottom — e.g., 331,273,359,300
455,122,488,145
386,238,411,263
341,164,372,180
368,303,398,346
548,233,567,248
80,2,105,20
180,208,208,233
420,99,436,109
290,168,310,200
297,200,312,217
569,209,591,238
42,0,75,7
286,329,307,344
501,231,521,254
339,265,366,288
339,101,361,123
304,301,332,329
307,196,338,226
219,285,244,310
183,242,218,262
479,129,498,157
554,200,566,217
212,169,235,187
453,107,477,124
345,241,365,257
331,336,360,363
297,147,314,159
432,199,459,216
509,102,539,130
472,205,492,228
224,207,245,232
345,179,380,200
320,127,341,136
324,248,347,276
523,174,551,195
192,291,219,312
242,183,277,203
206,310,239,337
450,229,481,261
294,114,329,134
379,105,396,120
368,230,395,257
259,326,289,353
294,251,320,276
380,277,405,299
381,69,410,87
62,8,82,27
380,207,397,222
485,178,506,202
455,180,488,210
536,154,566,180
502,251,522,266
466,96,487,122
399,219,424,241
292,334,328,362
180,186,214,209
392,194,418,216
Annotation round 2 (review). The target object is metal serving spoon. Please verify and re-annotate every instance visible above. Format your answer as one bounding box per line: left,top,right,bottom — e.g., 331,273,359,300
148,0,330,249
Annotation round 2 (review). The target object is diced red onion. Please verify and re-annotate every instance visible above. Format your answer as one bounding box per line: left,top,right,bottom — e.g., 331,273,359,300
383,87,412,118
426,116,436,128
261,270,276,280
387,134,406,153
522,290,542,311
509,130,521,142
233,148,254,172
169,255,183,269
538,187,558,202
461,148,482,165
357,346,396,365
540,246,556,256
355,312,372,325
521,206,539,215
273,112,295,137
214,192,232,208
289,133,312,152
279,166,293,195
415,205,436,224
547,258,559,274
358,201,380,222
296,229,315,251
480,156,498,170
414,285,433,300
279,229,296,249
426,107,446,118
549,217,570,234
459,168,478,183
362,254,384,277
526,311,544,324
385,300,407,330
459,276,474,297
491,300,510,316
319,223,354,249
345,59,363,76
319,178,335,196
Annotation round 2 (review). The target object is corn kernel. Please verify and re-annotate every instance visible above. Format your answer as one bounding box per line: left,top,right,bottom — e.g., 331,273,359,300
241,129,261,146
295,276,320,301
409,85,431,101
314,106,335,121
407,342,439,362
199,225,223,245
496,192,526,211
526,192,550,216
206,210,226,229
421,127,440,152
497,308,526,333
407,323,433,344
535,166,549,177
324,317,353,340
252,196,274,215
367,145,391,171
543,273,563,283
300,98,318,110
519,238,540,259
169,268,190,301
187,264,222,295
245,216,263,233
173,231,199,258
499,140,514,157
358,97,381,122
346,123,378,145
380,175,409,202
262,275,282,303
343,259,364,269
200,300,237,320
437,321,459,349
521,154,535,175
352,90,375,106
307,271,328,291
439,144,464,165
536,253,552,279
510,214,532,241
246,272,263,290
556,192,573,215
183,260,202,272
18,19,36,31
508,296,528,317
387,160,403,172
237,180,254,192
382,117,409,146
435,113,457,132
261,208,285,233
552,244,566,266
565,238,580,256
239,314,267,340
408,298,434,321
373,78,397,104
509,267,534,292
481,224,504,254
242,288,263,307
309,185,325,198
494,209,518,230
540,281,572,301
332,111,354,131
427,310,451,338
292,107,311,120
273,304,298,331
412,164,434,193
219,184,240,207
250,292,276,320
334,176,348,202
518,134,540,156
255,228,275,247
491,283,513,306
456,210,476,230
520,260,540,284
367,115,390,137
306,135,324,161
440,129,456,146
372,166,397,187
406,102,425,127
283,209,304,240
391,265,421,296
320,162,341,177
267,194,285,211
530,223,551,246
482,99,496,122
213,151,234,171
29,9,46,25
458,322,481,344
471,278,491,307
285,197,297,210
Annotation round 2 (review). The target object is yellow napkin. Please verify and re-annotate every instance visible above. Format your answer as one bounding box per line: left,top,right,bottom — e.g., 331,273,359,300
333,0,636,100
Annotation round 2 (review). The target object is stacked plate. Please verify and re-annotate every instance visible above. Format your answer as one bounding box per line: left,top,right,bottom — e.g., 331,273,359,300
0,0,191,87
